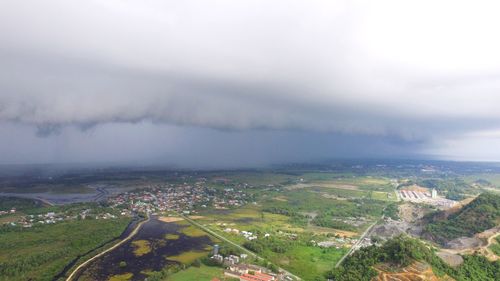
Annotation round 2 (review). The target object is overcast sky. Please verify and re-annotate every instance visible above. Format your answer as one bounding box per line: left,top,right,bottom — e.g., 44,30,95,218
1,0,500,167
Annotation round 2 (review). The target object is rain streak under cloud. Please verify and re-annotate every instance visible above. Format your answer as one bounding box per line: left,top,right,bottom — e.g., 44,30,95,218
1,0,500,166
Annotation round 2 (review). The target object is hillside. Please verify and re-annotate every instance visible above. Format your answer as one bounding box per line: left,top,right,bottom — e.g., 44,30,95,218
423,193,500,244
373,261,454,281
327,235,500,281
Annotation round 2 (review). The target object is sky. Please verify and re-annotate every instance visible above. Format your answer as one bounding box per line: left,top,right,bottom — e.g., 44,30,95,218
1,0,500,167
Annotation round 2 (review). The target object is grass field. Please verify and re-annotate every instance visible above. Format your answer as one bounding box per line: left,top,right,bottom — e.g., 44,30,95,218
167,251,208,264
165,233,180,240
167,264,230,281
131,240,151,257
179,224,209,237
212,171,295,186
108,272,134,281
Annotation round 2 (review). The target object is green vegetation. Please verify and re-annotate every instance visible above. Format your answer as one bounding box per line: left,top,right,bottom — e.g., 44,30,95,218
12,167,500,281
131,239,152,257
179,224,207,237
242,233,347,280
383,202,400,220
0,197,43,212
167,251,208,264
0,217,131,281
166,264,226,281
197,175,396,280
144,261,229,281
165,233,180,240
108,272,134,281
261,189,388,231
424,192,500,243
452,255,500,281
417,178,476,200
490,236,500,256
327,235,500,281
263,206,309,227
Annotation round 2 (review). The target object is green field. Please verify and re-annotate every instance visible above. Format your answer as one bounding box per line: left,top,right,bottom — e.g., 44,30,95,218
196,182,384,280
191,173,401,280
217,171,295,186
166,264,229,281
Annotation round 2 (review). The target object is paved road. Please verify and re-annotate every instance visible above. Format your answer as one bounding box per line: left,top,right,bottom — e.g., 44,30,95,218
334,220,378,268
65,215,150,281
181,214,302,280
334,204,390,269
35,196,55,206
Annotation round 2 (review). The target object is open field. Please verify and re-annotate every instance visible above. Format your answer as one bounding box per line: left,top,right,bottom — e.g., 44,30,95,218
285,177,397,202
214,171,295,186
196,184,385,279
167,264,230,281
158,216,185,223
167,251,208,264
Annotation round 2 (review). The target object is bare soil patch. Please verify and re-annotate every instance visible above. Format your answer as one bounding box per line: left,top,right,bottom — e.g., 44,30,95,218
436,251,463,267
314,183,359,190
309,226,358,237
373,261,454,281
158,216,184,223
188,215,204,220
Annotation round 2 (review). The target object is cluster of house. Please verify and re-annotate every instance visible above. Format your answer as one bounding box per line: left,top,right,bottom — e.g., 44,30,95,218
108,179,248,215
222,227,268,241
211,255,279,281
212,187,248,209
211,253,248,265
5,208,124,228
109,183,205,214
332,216,370,228
0,207,16,216
225,264,277,281
210,245,293,281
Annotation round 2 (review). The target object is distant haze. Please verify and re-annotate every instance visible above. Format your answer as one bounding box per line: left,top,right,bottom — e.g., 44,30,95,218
1,1,500,167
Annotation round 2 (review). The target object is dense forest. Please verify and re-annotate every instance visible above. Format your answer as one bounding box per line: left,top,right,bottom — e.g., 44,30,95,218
0,198,132,281
327,235,500,281
424,192,500,244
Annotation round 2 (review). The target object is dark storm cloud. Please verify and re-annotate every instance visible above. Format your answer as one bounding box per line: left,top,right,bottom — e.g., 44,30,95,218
1,1,500,164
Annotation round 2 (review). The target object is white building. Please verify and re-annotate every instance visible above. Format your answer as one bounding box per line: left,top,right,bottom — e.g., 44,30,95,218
431,188,438,198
